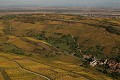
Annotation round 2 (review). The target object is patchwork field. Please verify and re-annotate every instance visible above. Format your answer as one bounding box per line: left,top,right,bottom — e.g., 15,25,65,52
0,14,120,80
0,54,46,80
0,52,113,80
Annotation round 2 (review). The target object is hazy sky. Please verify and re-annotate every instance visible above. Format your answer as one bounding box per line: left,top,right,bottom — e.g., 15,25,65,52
0,0,120,7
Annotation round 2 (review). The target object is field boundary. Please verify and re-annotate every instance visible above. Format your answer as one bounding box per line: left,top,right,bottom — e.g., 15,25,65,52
0,55,51,80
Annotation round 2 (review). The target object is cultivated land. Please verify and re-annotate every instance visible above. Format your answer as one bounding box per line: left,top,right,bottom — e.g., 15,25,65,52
0,12,120,80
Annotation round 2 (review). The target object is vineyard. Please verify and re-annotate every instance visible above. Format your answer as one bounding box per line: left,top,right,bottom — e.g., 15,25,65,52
0,52,113,80
0,54,46,80
0,14,120,80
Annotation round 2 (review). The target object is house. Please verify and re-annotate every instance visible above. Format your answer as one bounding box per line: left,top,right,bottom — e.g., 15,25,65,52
83,54,93,62
90,60,98,67
107,60,118,70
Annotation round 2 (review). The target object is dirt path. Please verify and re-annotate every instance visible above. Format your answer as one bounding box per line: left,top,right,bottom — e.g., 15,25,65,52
28,58,107,80
70,35,83,55
0,55,51,80
0,68,11,80
13,61,51,80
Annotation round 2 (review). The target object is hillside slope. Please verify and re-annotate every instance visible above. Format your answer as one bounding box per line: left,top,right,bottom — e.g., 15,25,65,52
0,14,120,80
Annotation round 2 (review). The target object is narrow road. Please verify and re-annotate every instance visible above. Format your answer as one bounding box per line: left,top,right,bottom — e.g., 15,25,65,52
41,17,120,36
70,35,83,55
13,61,51,80
0,68,11,80
0,55,51,80
28,58,107,80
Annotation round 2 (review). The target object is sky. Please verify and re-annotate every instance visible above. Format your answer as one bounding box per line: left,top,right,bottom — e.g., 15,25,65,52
0,0,120,7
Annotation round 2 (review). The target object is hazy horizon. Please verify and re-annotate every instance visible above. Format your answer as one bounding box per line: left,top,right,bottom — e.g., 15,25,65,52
0,0,120,8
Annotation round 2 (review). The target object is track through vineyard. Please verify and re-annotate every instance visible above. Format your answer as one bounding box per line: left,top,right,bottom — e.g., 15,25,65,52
0,55,51,80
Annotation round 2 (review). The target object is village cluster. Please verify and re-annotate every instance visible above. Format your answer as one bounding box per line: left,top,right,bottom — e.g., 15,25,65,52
83,55,120,73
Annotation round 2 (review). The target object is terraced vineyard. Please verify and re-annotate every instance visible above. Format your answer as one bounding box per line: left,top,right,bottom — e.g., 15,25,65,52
0,14,120,80
0,52,113,80
0,53,48,80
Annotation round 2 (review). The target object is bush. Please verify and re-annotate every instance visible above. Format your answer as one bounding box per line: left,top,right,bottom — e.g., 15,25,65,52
12,48,24,55
0,43,24,55
109,72,120,79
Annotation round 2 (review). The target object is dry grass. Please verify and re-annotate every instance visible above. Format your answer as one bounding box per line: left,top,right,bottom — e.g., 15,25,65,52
0,70,4,80
0,14,119,80
25,37,51,46
0,53,45,80
0,52,113,80
8,36,36,51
